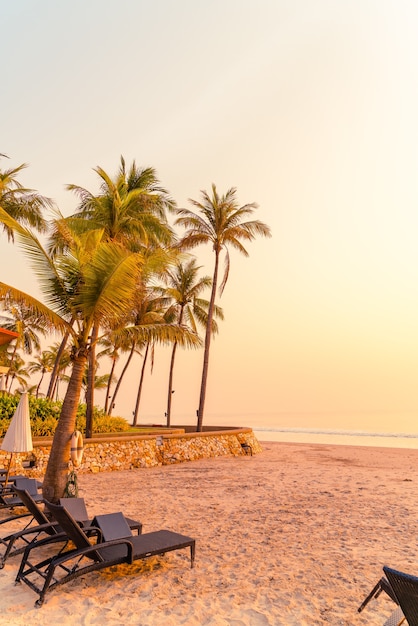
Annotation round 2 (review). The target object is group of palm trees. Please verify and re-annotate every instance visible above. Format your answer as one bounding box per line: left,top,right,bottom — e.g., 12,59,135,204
0,153,270,501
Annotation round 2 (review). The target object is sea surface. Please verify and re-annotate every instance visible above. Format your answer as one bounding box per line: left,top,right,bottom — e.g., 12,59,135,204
142,411,418,450
238,411,418,449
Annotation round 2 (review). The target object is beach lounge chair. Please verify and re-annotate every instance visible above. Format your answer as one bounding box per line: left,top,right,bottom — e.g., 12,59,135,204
383,566,418,626
16,500,196,606
0,478,43,509
0,491,59,569
0,486,142,569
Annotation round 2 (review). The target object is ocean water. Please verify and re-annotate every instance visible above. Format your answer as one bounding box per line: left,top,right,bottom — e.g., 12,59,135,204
141,410,418,449
251,427,418,449
246,412,418,449
148,411,418,450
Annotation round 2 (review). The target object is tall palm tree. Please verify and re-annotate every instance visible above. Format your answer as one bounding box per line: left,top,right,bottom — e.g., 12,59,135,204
161,258,223,426
0,155,50,240
0,206,146,501
129,291,179,427
176,184,271,431
64,157,177,435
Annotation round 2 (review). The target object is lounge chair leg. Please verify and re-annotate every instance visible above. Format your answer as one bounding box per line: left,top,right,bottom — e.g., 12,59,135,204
358,576,399,613
358,579,386,612
190,543,195,568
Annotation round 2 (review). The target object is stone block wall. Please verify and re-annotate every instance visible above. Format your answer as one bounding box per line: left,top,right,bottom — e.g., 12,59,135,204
0,428,262,478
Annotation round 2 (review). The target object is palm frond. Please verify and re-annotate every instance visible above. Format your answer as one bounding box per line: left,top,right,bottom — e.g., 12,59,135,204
78,244,144,323
0,283,72,336
122,322,201,348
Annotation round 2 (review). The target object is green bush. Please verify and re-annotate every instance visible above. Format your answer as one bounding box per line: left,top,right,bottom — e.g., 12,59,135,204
75,414,130,434
0,393,130,437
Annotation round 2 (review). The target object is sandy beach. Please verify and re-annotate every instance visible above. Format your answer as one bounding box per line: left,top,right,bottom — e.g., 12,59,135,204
0,441,417,625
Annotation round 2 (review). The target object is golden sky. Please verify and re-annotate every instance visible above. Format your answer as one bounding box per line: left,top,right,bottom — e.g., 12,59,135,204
2,1,418,432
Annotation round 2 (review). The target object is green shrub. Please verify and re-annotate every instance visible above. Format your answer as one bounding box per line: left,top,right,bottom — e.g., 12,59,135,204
0,393,129,437
75,414,130,434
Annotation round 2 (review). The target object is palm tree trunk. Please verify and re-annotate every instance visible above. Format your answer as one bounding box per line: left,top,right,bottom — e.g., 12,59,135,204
197,250,220,431
35,371,45,398
85,324,99,438
42,349,87,503
132,343,149,427
47,330,70,399
108,342,136,416
166,306,184,427
104,357,117,414
52,374,60,400
166,341,177,427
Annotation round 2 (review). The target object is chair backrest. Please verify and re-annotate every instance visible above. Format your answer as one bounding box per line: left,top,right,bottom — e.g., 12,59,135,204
12,486,51,527
91,512,133,541
59,498,89,523
383,566,418,626
14,478,39,496
45,500,103,561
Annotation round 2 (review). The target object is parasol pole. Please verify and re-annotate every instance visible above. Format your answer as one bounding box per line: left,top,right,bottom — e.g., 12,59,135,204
3,452,14,489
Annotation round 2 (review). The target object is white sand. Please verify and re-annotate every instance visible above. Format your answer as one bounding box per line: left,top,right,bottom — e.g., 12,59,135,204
0,441,417,625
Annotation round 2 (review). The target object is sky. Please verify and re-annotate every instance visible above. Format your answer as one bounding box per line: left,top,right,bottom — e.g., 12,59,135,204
2,0,418,433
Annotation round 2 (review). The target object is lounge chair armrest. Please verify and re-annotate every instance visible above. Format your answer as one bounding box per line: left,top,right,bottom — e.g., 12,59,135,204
83,526,103,541
51,537,134,566
20,531,70,556
3,521,59,542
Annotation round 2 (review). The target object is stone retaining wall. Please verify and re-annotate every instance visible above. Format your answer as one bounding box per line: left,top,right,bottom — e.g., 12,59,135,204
0,428,261,478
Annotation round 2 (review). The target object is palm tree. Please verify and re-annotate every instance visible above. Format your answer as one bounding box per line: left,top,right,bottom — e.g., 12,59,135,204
65,157,177,435
65,156,175,249
0,154,50,240
130,292,177,427
176,184,271,431
0,303,46,387
97,333,125,414
107,340,141,416
27,350,54,397
102,288,200,425
6,353,29,393
161,258,223,426
0,206,147,501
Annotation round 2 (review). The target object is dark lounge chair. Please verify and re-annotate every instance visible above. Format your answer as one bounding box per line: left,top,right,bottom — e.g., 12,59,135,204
0,478,43,509
383,566,418,626
16,500,195,606
0,486,142,569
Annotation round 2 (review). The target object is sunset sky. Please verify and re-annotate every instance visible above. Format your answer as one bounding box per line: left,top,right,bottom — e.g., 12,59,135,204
2,1,418,433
